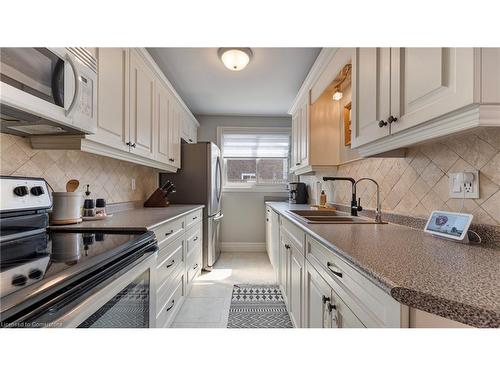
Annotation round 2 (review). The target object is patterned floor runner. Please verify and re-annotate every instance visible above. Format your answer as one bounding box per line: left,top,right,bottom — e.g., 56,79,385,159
227,284,293,328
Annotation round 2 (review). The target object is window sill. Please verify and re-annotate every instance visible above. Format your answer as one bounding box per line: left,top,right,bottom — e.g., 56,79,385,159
223,186,289,193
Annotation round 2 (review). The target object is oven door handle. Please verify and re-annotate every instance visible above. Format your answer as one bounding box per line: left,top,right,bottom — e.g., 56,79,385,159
65,53,81,116
32,251,156,328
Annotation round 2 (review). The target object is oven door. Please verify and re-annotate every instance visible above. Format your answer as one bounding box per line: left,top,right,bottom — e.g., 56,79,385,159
0,48,97,135
29,252,156,328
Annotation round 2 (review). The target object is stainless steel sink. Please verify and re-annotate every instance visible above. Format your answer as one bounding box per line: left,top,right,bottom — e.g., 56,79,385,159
287,209,384,224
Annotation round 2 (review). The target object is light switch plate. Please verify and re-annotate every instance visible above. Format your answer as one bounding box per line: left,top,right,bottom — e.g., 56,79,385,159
449,170,479,199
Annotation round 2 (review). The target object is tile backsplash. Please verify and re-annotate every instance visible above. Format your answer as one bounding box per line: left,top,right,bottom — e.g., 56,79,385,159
301,128,500,226
0,134,158,204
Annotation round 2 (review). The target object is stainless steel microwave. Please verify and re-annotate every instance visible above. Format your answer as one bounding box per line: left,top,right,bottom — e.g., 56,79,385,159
0,48,97,136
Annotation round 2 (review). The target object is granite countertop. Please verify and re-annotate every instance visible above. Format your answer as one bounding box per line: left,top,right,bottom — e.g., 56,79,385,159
49,204,205,232
266,202,500,328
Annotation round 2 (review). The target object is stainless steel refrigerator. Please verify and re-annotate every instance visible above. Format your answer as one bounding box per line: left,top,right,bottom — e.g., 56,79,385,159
159,142,223,271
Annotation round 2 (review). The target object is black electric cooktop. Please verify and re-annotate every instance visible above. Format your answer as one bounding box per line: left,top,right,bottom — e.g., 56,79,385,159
0,230,151,302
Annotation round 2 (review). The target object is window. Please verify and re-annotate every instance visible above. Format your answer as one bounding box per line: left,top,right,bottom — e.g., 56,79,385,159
219,127,290,191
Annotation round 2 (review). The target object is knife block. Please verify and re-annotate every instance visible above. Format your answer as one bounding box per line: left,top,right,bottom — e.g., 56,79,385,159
144,188,170,207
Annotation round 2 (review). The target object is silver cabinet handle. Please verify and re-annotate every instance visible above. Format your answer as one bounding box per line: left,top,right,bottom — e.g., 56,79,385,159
166,299,175,312
65,53,81,116
327,262,343,278
166,259,175,268
165,230,174,237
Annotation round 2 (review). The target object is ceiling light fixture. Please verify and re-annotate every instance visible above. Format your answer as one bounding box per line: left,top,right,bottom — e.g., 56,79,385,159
218,48,253,71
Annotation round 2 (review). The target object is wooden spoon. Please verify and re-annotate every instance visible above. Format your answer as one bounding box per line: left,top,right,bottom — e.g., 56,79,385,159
66,179,80,192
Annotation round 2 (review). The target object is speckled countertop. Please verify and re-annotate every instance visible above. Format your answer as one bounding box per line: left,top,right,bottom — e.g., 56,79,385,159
49,205,204,232
267,202,500,328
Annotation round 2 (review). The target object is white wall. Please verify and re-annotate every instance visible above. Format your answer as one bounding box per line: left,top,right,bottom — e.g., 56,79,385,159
196,115,291,249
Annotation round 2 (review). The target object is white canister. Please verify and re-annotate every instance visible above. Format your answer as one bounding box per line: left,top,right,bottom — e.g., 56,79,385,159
51,192,84,224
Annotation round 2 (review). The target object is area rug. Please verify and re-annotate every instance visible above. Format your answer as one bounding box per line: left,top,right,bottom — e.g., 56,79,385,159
227,284,293,328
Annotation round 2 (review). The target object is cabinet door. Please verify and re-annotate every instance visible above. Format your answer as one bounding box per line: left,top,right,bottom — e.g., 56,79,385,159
168,101,181,168
189,120,198,143
330,290,365,328
279,235,289,299
155,82,172,165
299,98,309,166
390,48,475,134
130,50,155,159
304,262,332,328
289,244,304,328
270,210,280,278
90,48,129,151
291,113,300,169
351,48,391,147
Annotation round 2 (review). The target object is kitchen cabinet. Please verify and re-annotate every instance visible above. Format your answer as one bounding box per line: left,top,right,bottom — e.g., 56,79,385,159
265,205,280,273
351,48,500,155
129,49,156,159
153,209,203,327
88,48,130,152
290,48,500,159
351,48,392,147
268,207,409,328
304,261,332,328
168,99,181,168
290,97,309,172
30,48,199,172
181,113,198,144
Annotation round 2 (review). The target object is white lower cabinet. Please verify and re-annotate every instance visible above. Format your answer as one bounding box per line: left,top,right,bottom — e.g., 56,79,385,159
152,210,203,327
272,210,409,328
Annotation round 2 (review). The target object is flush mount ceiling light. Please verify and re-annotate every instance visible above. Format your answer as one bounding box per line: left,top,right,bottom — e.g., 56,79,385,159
218,48,253,71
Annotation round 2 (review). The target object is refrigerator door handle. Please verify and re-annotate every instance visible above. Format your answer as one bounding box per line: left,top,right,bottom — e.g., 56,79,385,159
216,156,222,202
213,213,224,221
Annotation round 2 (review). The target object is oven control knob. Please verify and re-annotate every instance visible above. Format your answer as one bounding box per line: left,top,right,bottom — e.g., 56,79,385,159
12,274,28,286
28,269,43,280
30,186,45,196
13,186,29,197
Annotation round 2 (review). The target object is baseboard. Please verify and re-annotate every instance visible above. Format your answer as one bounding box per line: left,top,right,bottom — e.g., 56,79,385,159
221,242,266,253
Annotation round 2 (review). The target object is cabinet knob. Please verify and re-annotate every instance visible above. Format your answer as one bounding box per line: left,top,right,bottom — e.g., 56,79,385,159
327,302,337,312
130,143,136,148
169,158,175,162
378,120,388,128
188,138,193,143
284,244,291,250
322,295,330,304
295,162,301,166
387,115,398,124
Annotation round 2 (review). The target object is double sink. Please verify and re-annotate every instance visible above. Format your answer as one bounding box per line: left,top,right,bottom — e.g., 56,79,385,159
287,210,384,224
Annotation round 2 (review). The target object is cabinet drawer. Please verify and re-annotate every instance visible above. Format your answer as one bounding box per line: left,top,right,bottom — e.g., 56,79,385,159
156,271,185,328
152,216,185,248
186,223,202,258
185,209,203,230
306,235,406,328
281,217,305,254
186,246,202,285
156,236,184,291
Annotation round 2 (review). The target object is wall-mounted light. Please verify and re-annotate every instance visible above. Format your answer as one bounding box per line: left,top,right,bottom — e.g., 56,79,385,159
218,48,253,71
332,86,343,101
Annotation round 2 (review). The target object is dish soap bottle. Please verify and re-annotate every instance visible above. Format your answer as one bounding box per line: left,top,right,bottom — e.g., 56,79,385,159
320,190,327,207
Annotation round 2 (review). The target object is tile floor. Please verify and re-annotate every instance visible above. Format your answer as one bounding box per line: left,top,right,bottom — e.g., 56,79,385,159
172,252,276,328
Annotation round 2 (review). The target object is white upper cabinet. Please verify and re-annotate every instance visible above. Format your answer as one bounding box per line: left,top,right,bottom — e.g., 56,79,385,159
89,48,130,151
299,97,309,166
389,48,475,134
129,49,156,159
155,81,172,165
181,113,199,144
351,48,391,147
168,99,181,168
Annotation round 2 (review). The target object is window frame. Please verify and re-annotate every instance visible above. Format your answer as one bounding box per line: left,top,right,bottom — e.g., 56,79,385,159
217,126,291,193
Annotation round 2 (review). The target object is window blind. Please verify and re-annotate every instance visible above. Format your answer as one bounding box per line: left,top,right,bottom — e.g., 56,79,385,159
221,130,290,158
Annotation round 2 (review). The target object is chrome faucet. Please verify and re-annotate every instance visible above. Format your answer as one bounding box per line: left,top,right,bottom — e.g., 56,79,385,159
353,178,383,223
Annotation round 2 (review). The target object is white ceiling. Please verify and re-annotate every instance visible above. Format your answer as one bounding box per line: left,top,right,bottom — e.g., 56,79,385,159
147,48,320,117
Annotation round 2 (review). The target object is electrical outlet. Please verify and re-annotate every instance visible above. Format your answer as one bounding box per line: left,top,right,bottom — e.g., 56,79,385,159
449,170,479,199
131,178,136,191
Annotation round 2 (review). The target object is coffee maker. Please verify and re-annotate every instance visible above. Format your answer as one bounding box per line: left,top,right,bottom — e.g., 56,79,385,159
288,182,308,204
